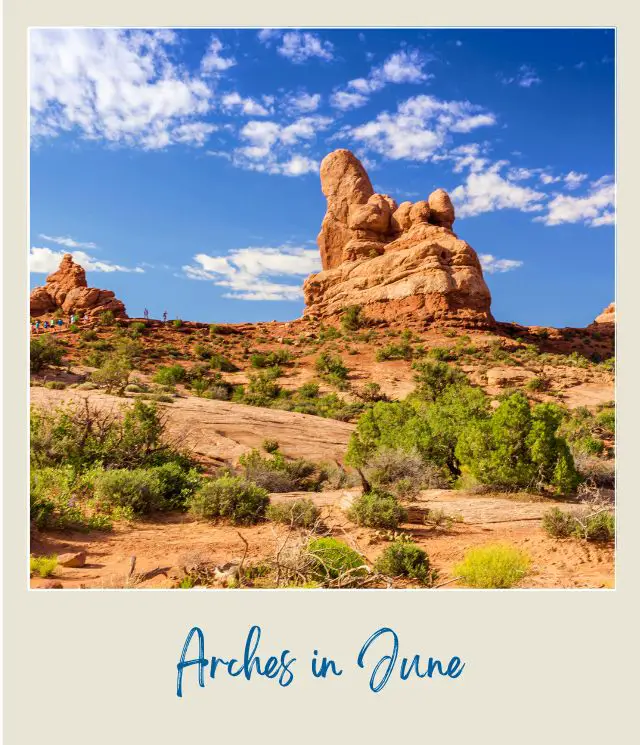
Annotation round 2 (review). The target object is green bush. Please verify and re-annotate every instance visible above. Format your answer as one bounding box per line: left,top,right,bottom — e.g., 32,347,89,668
266,498,320,528
30,399,193,473
30,467,113,531
173,319,183,328
347,489,407,530
30,336,64,373
99,310,115,326
412,361,468,402
456,394,580,493
596,408,615,435
376,341,413,362
375,541,433,584
153,364,187,385
454,544,530,588
306,537,366,581
80,329,98,342
209,353,239,372
315,352,348,381
93,468,166,513
30,555,58,578
262,439,280,454
239,449,327,493
542,507,578,538
581,512,615,542
341,305,365,332
91,354,132,395
187,476,269,525
44,381,67,390
250,349,292,368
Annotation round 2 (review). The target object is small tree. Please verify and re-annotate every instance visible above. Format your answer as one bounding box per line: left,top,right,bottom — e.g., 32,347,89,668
341,305,365,332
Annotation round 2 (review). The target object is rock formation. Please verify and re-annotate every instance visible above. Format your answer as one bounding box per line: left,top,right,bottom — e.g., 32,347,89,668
30,254,128,319
591,302,615,326
304,149,494,327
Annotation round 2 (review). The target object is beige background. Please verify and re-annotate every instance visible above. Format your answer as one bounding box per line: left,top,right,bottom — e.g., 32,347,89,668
4,2,638,742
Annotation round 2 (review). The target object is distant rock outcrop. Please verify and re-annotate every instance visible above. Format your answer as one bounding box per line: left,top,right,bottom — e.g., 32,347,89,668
304,149,494,327
30,254,128,319
591,302,615,326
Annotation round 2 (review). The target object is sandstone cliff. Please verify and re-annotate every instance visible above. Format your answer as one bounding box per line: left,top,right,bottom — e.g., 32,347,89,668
304,149,493,327
30,254,128,319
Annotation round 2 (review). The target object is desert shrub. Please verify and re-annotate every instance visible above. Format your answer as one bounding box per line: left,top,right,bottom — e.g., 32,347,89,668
30,399,193,473
456,394,580,493
542,507,578,538
128,322,147,338
427,346,456,362
375,541,434,585
209,353,239,372
341,304,365,332
376,340,413,362
30,467,113,531
354,382,389,403
600,357,615,372
99,310,115,326
30,555,58,578
412,361,468,402
172,319,183,328
266,498,320,528
262,439,280,454
187,476,269,525
30,336,64,373
44,381,67,390
315,352,348,381
239,449,328,492
250,349,292,368
454,544,530,588
347,489,407,530
581,511,615,542
92,468,167,513
91,354,132,395
365,447,448,496
560,407,607,456
318,325,341,341
306,537,366,582
114,337,144,367
153,364,187,385
596,408,615,435
80,329,98,342
526,376,549,392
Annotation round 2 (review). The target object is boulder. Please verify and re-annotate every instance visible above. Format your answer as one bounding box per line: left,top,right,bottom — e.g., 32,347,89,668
30,254,128,319
57,551,87,568
305,149,493,328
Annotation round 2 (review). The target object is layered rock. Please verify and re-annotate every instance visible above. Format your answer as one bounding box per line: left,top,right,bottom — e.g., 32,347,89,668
304,149,494,327
30,254,128,319
591,302,615,326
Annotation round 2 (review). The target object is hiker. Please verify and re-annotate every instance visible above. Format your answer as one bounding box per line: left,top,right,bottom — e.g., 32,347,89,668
43,320,49,330
144,308,149,320
57,318,64,331
35,319,41,334
163,310,167,323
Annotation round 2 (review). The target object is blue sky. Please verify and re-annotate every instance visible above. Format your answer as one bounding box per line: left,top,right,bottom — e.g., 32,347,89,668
29,28,615,327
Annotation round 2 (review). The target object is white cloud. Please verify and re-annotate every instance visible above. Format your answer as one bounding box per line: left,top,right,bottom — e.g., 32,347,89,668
285,91,322,114
564,171,588,190
257,29,280,45
539,172,562,185
232,115,331,175
345,95,496,161
537,176,615,227
451,161,546,217
30,28,218,149
221,92,271,116
200,35,236,73
183,245,321,300
30,247,144,274
276,32,334,64
479,254,524,274
330,90,369,111
500,65,542,88
330,49,432,110
39,234,98,249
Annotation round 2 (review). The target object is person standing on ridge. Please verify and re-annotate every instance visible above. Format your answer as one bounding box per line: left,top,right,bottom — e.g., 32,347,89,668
163,310,167,323
144,308,149,320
